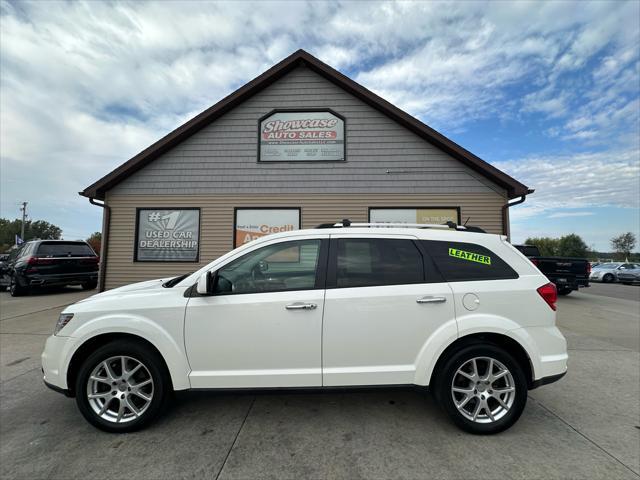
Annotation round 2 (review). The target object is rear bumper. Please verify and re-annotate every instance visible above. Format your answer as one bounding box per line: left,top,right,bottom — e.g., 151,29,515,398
21,271,97,287
547,275,589,290
530,371,566,389
509,325,568,384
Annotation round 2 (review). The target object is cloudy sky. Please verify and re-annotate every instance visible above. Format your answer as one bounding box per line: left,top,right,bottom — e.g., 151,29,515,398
1,0,639,250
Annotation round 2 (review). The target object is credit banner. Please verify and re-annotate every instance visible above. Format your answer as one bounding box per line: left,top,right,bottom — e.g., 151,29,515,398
370,208,459,225
259,111,344,161
136,209,199,261
235,209,300,247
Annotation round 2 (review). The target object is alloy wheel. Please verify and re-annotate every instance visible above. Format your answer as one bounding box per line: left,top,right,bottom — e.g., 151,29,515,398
451,356,516,424
86,356,154,424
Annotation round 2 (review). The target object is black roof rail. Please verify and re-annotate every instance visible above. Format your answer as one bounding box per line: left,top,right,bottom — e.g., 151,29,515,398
314,219,487,233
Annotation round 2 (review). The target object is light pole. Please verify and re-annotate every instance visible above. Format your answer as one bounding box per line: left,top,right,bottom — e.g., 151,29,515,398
19,202,28,241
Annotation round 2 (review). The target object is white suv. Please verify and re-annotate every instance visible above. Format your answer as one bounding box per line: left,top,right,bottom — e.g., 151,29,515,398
42,222,567,434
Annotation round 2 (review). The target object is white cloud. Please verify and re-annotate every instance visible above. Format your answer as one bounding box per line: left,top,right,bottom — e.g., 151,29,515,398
0,0,638,241
494,148,640,222
547,211,595,219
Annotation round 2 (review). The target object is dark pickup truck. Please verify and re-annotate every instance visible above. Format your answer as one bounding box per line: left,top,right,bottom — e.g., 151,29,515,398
513,244,590,295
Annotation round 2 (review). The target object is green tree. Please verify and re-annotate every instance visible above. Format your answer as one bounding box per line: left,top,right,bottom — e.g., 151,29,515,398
86,232,102,255
557,233,589,257
0,217,62,249
610,232,637,260
524,237,559,256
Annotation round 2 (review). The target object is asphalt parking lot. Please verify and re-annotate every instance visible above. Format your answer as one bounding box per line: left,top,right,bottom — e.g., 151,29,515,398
1,284,638,479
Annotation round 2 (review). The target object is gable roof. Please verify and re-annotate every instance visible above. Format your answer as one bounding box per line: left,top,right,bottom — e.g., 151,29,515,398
81,49,532,200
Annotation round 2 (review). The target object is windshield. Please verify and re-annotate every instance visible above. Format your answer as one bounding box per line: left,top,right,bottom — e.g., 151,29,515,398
37,242,95,257
162,272,192,288
594,263,621,269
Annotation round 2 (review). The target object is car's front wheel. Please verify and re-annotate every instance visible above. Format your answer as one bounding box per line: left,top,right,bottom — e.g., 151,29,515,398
602,273,614,283
435,344,528,434
75,340,171,432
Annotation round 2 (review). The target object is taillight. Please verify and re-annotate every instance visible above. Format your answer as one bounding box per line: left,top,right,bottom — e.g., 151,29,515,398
587,263,591,274
27,257,54,265
530,258,540,267
537,282,557,311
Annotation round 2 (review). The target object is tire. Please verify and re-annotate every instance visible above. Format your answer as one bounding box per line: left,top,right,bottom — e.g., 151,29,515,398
603,274,614,283
75,340,171,433
9,275,28,297
81,281,98,290
434,344,528,434
558,287,572,296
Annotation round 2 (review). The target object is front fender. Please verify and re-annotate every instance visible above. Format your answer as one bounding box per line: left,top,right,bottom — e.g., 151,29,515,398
61,314,191,390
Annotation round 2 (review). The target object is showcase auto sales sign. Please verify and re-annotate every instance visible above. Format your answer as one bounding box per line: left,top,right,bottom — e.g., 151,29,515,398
259,111,344,161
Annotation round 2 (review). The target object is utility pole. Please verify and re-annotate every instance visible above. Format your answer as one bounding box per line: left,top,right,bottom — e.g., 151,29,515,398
19,202,28,241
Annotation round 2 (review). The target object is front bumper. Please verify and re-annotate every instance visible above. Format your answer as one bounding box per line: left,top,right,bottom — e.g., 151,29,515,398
41,334,73,391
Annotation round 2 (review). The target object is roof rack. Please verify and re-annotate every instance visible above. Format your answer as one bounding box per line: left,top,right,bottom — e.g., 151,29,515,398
315,219,486,233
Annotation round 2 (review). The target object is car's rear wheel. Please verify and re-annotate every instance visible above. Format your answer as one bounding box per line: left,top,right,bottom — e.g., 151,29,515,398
557,287,572,296
81,280,98,290
435,344,528,434
9,275,28,297
75,341,170,432
602,273,614,283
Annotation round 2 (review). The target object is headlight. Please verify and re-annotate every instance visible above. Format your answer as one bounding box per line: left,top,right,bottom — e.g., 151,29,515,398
54,313,74,335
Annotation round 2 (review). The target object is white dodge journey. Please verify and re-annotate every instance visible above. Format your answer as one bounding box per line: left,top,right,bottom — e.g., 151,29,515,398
42,221,567,434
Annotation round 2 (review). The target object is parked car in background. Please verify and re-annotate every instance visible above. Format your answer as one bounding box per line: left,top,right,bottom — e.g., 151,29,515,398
589,263,639,283
7,240,99,296
0,253,10,290
513,244,590,295
611,264,640,285
42,222,567,435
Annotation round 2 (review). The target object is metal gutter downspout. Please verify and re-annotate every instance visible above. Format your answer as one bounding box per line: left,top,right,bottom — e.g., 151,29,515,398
502,189,535,239
88,197,110,292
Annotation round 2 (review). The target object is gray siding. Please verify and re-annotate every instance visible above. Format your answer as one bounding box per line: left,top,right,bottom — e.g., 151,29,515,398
111,66,506,196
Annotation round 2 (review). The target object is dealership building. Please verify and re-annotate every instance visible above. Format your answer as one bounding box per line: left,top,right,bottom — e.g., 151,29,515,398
81,50,532,290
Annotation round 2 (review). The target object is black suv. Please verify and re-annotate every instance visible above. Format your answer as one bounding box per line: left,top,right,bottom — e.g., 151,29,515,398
7,240,99,296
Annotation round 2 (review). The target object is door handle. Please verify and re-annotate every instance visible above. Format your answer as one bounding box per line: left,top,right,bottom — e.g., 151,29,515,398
416,296,447,304
285,302,317,310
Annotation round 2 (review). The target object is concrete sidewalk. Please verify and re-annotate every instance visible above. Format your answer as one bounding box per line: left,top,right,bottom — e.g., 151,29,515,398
1,288,638,479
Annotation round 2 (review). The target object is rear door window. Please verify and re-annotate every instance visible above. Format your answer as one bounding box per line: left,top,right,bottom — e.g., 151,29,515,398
421,240,518,282
37,242,95,257
335,238,424,288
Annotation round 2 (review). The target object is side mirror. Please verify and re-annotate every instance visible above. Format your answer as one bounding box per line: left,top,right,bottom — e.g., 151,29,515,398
196,271,214,295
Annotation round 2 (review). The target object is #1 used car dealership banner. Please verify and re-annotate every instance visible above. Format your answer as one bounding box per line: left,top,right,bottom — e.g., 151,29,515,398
259,111,345,161
135,209,200,261
235,209,300,247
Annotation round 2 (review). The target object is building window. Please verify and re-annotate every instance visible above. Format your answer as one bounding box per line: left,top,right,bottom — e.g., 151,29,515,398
134,208,200,262
369,207,461,225
234,208,301,247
